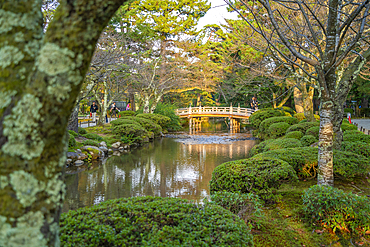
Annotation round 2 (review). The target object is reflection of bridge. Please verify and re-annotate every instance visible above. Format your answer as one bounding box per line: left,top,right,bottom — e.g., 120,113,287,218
176,106,256,132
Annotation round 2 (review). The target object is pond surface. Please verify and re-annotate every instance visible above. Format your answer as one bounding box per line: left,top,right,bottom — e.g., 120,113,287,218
62,133,256,213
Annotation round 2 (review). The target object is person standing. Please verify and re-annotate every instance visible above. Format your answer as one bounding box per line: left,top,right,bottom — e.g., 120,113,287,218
90,101,98,123
111,102,118,118
250,96,258,110
126,102,131,111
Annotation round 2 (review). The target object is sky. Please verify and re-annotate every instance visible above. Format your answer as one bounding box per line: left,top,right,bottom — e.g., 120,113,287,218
197,0,239,30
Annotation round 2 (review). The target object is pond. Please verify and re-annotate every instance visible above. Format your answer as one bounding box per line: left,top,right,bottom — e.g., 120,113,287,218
62,133,256,213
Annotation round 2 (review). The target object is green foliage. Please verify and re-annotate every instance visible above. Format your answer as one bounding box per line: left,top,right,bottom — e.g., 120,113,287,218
118,110,136,117
299,119,307,123
210,157,298,200
112,123,148,138
333,149,370,178
293,113,320,121
344,108,354,114
300,135,317,147
268,122,290,139
129,117,162,136
275,106,295,115
60,197,253,246
68,130,78,137
341,123,357,131
248,139,275,156
78,127,87,135
265,138,302,150
153,103,182,131
286,122,320,134
259,116,298,139
136,113,171,129
68,133,76,147
302,185,370,235
342,141,370,158
82,133,104,142
284,131,304,140
343,130,363,136
110,118,141,127
121,134,142,145
249,109,285,128
82,139,100,147
343,133,370,143
305,126,320,138
209,191,263,220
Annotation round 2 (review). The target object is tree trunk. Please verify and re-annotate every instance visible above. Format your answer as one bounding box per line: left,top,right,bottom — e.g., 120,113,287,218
0,0,125,246
143,94,150,113
303,86,315,122
294,86,304,113
129,92,136,112
67,104,79,133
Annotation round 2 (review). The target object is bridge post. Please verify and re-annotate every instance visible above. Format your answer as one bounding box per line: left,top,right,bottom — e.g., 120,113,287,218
230,103,233,114
189,106,192,115
189,117,192,134
229,117,233,131
238,103,240,114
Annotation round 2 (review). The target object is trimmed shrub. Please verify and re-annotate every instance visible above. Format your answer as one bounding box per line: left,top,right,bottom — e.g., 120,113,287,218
343,133,370,143
110,118,141,127
210,157,298,200
259,116,299,138
341,123,357,131
82,139,100,147
129,117,162,136
284,131,304,140
60,197,253,246
343,129,363,136
268,122,290,139
300,135,317,147
302,185,370,235
333,149,370,178
264,138,302,151
68,130,78,137
118,110,136,117
286,122,320,134
306,126,320,138
293,113,320,121
248,139,275,156
249,109,285,128
68,133,76,147
342,141,370,158
78,127,87,135
112,123,148,138
299,119,307,123
136,113,171,129
342,118,349,124
344,108,354,115
82,133,104,142
276,106,295,116
153,103,182,131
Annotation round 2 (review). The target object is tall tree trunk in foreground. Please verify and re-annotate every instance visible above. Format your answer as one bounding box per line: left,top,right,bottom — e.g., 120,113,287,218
0,0,125,245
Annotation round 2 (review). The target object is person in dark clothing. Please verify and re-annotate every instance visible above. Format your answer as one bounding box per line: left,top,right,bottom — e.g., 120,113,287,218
110,102,118,118
250,96,258,110
90,101,98,122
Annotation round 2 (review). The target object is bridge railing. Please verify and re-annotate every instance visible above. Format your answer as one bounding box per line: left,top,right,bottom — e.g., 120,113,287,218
176,106,255,116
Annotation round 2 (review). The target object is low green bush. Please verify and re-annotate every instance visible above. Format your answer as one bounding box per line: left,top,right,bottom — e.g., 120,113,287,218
110,118,141,127
284,131,304,140
344,108,354,114
82,133,104,142
210,157,298,200
249,109,285,128
342,118,349,124
343,133,370,143
68,133,76,147
153,103,182,131
259,116,298,138
286,122,320,134
82,139,100,147
342,141,370,158
341,123,357,131
305,126,320,138
265,138,302,151
299,119,307,123
112,123,148,138
78,127,87,135
333,149,370,178
60,197,253,246
129,117,162,136
248,139,275,156
343,130,363,136
268,122,290,139
118,110,136,117
208,191,263,222
68,130,78,137
275,106,296,116
136,113,171,129
302,185,370,236
300,135,317,147
293,113,320,121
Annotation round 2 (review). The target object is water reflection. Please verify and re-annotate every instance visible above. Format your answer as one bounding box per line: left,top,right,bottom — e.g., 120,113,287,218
62,134,256,212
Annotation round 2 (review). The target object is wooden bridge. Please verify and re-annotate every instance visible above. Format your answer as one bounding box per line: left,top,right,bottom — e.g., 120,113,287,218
176,106,256,132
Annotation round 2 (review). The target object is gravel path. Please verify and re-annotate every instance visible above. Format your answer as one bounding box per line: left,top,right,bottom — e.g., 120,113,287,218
351,119,370,132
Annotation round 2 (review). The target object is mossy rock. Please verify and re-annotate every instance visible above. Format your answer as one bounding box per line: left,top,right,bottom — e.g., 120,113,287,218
285,131,304,140
300,135,317,147
60,197,253,246
210,156,298,200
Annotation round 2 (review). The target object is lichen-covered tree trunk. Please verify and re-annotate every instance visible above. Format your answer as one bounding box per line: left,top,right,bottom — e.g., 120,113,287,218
67,104,80,133
294,86,304,113
142,93,151,113
303,86,315,122
0,0,125,246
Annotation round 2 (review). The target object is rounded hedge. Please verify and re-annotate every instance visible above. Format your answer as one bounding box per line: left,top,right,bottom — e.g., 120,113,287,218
118,110,136,117
129,117,162,136
264,138,302,151
68,130,78,137
112,124,148,138
78,127,87,135
82,133,104,142
343,130,363,136
341,123,357,131
210,156,298,200
136,113,171,129
342,141,370,158
284,131,304,140
259,116,298,139
249,109,285,128
286,122,320,134
248,139,275,156
60,197,253,247
293,113,320,121
333,149,370,178
68,133,76,147
302,185,370,235
343,133,370,143
268,122,290,139
300,135,317,147
305,126,320,138
110,118,141,127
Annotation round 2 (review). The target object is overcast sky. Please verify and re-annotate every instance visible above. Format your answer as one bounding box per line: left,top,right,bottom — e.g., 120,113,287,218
197,0,239,29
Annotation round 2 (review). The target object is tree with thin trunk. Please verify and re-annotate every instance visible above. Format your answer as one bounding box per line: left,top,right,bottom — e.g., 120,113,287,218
0,0,127,245
225,0,370,186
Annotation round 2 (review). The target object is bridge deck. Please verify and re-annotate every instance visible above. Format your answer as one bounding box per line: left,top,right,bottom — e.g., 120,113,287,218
176,106,255,119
